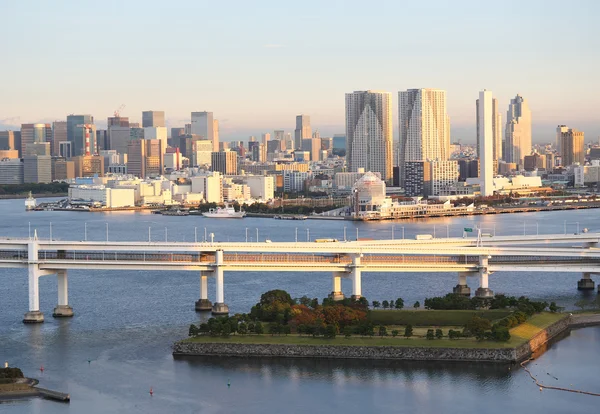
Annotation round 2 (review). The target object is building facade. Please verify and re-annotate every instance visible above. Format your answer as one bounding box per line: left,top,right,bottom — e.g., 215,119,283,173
142,111,165,128
67,114,96,156
191,112,217,151
504,95,532,165
477,90,494,196
294,115,311,151
560,127,584,167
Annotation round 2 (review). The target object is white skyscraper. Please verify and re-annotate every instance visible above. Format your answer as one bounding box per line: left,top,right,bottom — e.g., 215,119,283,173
504,94,532,165
345,90,393,182
191,112,217,151
398,89,450,184
478,90,494,196
476,96,502,163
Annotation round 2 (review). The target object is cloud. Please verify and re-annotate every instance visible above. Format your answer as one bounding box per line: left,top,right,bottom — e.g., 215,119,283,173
263,44,285,49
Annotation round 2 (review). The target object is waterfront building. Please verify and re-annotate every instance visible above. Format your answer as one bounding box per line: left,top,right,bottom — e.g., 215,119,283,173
245,175,275,200
23,155,52,183
142,111,165,128
504,95,532,165
211,150,238,175
346,90,393,183
294,115,311,151
283,170,310,192
398,88,450,185
191,112,217,151
559,127,584,167
69,185,135,208
0,158,24,184
477,90,495,196
404,161,430,197
190,172,223,203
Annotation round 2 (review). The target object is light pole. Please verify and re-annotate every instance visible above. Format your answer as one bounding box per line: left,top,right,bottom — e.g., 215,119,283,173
536,222,539,236
434,225,436,239
165,227,168,242
356,228,359,241
256,228,259,242
576,222,580,234
149,226,151,242
204,227,207,242
84,222,87,241
28,222,31,239
564,220,567,235
194,227,197,243
295,227,298,243
402,226,405,240
446,225,449,238
106,223,108,242
392,226,395,240
306,228,310,242
523,221,526,236
245,228,248,243
343,226,347,242
49,222,52,241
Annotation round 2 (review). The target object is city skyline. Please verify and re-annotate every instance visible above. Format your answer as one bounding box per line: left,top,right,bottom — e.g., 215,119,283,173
1,0,599,142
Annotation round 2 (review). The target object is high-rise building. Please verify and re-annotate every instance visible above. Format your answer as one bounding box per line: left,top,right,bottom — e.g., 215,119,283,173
262,133,270,145
560,127,585,166
556,125,569,155
213,119,219,151
523,153,545,171
52,121,67,157
0,159,24,184
294,115,311,150
274,130,284,142
96,130,108,151
21,123,51,156
346,90,393,182
193,139,213,167
191,112,217,151
476,95,502,163
142,111,165,128
211,150,238,175
0,131,16,151
504,94,532,165
477,90,494,196
67,114,96,156
23,155,52,183
72,155,104,178
52,158,75,181
398,89,450,185
310,137,322,162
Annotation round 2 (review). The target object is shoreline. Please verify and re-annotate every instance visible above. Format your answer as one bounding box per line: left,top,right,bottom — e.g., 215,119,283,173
173,314,590,364
0,193,67,200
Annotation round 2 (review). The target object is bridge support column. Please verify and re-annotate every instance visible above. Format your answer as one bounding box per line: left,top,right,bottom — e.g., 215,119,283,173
350,254,362,300
212,250,229,315
195,273,212,311
453,272,472,296
577,273,595,290
53,270,73,317
23,241,44,323
475,256,494,298
329,272,345,301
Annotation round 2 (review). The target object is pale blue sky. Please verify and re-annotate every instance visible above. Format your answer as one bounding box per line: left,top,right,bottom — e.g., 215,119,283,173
1,0,598,143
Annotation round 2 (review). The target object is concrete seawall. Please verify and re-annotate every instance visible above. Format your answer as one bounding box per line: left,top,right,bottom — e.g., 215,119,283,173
174,315,579,364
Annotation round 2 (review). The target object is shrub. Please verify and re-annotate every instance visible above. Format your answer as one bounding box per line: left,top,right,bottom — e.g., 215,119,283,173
404,325,413,338
435,329,443,339
343,326,353,338
391,330,399,337
378,326,388,337
395,298,404,309
491,325,511,341
426,329,435,340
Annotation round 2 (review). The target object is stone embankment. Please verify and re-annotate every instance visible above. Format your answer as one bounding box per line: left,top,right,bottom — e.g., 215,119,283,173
569,313,600,328
174,315,582,363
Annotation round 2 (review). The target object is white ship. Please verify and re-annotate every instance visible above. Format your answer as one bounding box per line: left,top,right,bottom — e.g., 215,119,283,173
25,192,36,211
202,204,245,219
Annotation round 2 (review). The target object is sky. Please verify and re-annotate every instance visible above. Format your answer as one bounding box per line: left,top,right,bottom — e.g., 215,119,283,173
0,0,599,143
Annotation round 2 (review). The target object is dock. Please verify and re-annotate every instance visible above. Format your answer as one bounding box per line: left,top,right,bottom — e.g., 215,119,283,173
37,387,70,402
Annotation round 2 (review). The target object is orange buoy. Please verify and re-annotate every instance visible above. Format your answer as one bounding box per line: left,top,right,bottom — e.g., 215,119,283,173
40,365,44,373
149,387,153,397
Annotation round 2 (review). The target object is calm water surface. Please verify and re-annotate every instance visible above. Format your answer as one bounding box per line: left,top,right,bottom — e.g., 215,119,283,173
1,199,599,413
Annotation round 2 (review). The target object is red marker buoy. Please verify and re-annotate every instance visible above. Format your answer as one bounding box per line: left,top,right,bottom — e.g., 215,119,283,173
40,365,44,373
149,387,153,397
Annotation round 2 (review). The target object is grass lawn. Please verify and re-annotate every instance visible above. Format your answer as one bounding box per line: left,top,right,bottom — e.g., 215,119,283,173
368,309,512,326
184,313,569,350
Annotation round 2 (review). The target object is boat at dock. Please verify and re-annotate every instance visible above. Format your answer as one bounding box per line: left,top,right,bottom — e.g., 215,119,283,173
25,192,36,211
202,204,245,218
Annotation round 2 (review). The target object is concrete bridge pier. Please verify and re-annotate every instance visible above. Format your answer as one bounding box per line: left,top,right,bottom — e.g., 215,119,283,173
350,254,362,300
195,273,213,311
329,272,346,301
23,240,45,323
53,270,74,317
577,272,595,290
453,272,472,296
211,250,229,315
475,256,494,298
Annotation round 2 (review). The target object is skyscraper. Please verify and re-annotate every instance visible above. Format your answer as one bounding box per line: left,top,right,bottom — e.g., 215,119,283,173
556,125,569,154
67,114,96,156
346,90,393,182
0,131,16,151
108,116,130,156
478,90,494,196
476,95,502,163
504,94,532,165
52,121,67,157
398,89,450,185
21,123,51,156
142,111,165,128
294,115,311,151
560,127,584,166
211,150,238,175
191,112,217,151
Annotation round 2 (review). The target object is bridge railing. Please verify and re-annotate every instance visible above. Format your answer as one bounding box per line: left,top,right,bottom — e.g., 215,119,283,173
0,250,28,260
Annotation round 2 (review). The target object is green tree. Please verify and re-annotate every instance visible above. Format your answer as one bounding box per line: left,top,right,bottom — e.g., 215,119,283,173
549,302,558,313
222,323,232,337
464,316,492,341
391,330,399,337
372,301,381,309
238,322,248,335
395,298,404,309
404,324,413,338
382,300,389,309
435,329,443,339
343,326,353,338
378,326,388,336
357,297,369,307
491,325,510,341
324,324,337,339
413,301,420,309
283,325,291,336
188,324,199,337
426,329,435,340
254,321,264,335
